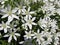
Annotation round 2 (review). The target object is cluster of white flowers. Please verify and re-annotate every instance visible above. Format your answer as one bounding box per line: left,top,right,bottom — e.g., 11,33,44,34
38,16,58,33
42,0,60,16
0,0,60,45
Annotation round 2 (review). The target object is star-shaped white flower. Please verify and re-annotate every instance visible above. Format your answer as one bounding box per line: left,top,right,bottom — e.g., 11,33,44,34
24,31,34,39
22,7,35,18
43,31,53,43
22,17,37,30
0,21,10,33
15,5,26,15
4,30,20,43
38,17,51,30
33,29,45,45
41,3,55,16
1,6,19,23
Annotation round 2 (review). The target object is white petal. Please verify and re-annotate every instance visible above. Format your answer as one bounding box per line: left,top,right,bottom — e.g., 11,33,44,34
25,31,28,34
19,41,24,44
31,34,35,36
1,14,8,18
29,31,31,33
8,35,12,43
57,32,60,36
24,16,28,22
24,35,29,39
15,33,20,36
29,15,32,19
2,21,4,24
21,19,25,23
22,9,26,13
4,35,9,37
37,29,40,33
37,39,41,45
28,24,32,29
40,37,44,41
6,26,10,28
12,14,19,20
22,9,26,15
24,35,27,38
0,27,3,30
12,8,17,13
8,16,13,23
28,7,31,11
18,10,21,14
32,17,36,21
30,11,35,14
1,2,5,4
4,28,7,33
29,37,31,39
33,36,36,39
6,21,10,25
0,24,2,26
1,9,7,13
13,35,17,41
37,39,40,42
32,22,37,25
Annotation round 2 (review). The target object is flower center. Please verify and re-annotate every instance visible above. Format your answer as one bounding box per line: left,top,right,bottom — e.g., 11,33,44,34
7,11,12,16
27,33,31,37
26,11,30,15
11,32,15,36
2,24,6,28
28,20,32,24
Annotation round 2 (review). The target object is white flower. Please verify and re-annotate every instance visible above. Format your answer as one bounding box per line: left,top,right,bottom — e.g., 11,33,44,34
24,31,34,39
53,32,60,45
54,0,60,7
41,41,51,45
14,3,26,15
43,31,53,43
45,32,53,42
41,3,56,16
50,19,58,33
4,30,20,43
22,7,35,18
17,6,26,14
22,17,37,30
38,17,51,30
0,21,10,33
1,6,19,23
33,29,45,45
56,8,60,15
